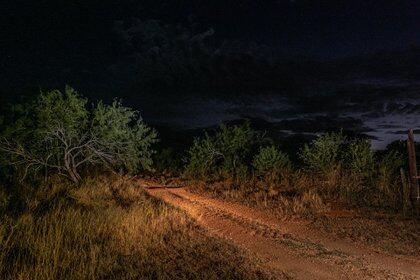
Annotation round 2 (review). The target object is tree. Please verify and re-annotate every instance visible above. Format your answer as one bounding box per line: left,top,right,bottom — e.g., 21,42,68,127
0,86,157,183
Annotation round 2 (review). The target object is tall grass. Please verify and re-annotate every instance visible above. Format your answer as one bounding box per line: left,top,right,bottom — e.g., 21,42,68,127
0,176,272,280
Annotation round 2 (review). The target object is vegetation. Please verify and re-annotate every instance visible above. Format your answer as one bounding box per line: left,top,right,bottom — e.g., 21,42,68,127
177,126,420,254
253,146,291,177
0,89,417,278
184,125,409,213
299,131,346,172
0,88,273,280
0,175,271,280
347,139,375,176
185,122,263,180
0,87,157,183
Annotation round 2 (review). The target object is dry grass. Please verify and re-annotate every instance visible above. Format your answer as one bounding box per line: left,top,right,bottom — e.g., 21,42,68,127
0,175,273,280
312,215,420,256
180,175,328,219
177,162,410,217
174,172,420,256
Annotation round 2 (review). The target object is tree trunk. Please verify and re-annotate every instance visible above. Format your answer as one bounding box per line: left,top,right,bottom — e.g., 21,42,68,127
64,154,80,183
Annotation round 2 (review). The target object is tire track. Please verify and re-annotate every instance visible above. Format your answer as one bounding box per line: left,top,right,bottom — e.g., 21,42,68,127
141,180,420,279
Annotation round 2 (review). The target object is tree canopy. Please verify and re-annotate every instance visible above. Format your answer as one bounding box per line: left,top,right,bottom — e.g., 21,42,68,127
0,86,157,182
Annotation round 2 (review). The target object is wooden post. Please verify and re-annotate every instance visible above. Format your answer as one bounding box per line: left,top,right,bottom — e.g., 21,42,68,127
407,129,419,214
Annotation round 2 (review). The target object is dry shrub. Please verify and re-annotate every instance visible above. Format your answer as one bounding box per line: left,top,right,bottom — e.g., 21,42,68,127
186,177,328,218
292,191,327,218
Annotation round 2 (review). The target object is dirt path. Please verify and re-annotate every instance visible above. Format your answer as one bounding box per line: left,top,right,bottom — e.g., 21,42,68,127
140,179,420,280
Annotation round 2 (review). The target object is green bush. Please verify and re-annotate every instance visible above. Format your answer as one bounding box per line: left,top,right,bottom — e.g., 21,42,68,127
300,131,346,172
185,123,262,179
252,146,291,177
185,134,220,178
347,139,375,177
376,150,405,207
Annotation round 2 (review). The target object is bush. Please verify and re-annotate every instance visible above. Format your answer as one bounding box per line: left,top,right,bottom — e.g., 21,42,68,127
376,150,405,207
347,139,375,177
292,190,327,218
185,122,262,179
185,133,220,178
300,131,346,172
252,146,291,177
0,86,158,183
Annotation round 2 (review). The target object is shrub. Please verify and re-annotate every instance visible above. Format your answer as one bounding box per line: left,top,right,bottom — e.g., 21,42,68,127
0,86,158,183
347,139,375,177
185,133,220,178
340,140,404,207
376,150,405,207
216,123,260,177
252,146,291,177
300,131,346,172
185,122,262,179
292,190,327,218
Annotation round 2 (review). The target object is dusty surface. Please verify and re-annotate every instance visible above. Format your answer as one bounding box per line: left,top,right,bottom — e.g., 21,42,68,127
140,179,420,280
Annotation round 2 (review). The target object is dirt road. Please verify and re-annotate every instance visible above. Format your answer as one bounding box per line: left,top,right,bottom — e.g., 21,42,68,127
140,179,420,279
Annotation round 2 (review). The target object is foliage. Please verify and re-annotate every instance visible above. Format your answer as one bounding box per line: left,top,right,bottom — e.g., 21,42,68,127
0,87,157,183
185,129,412,212
299,131,346,172
252,146,291,177
376,150,405,207
347,139,375,177
185,123,262,179
153,147,184,173
185,134,218,178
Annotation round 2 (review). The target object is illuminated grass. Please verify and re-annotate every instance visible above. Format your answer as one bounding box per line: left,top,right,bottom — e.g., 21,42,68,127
0,175,272,280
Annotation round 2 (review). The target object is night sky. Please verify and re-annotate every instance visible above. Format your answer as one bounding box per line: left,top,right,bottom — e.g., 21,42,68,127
1,1,419,92
0,0,419,148
2,1,419,58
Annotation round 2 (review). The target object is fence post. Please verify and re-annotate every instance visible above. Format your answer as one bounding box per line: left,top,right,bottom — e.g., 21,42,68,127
407,129,419,214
